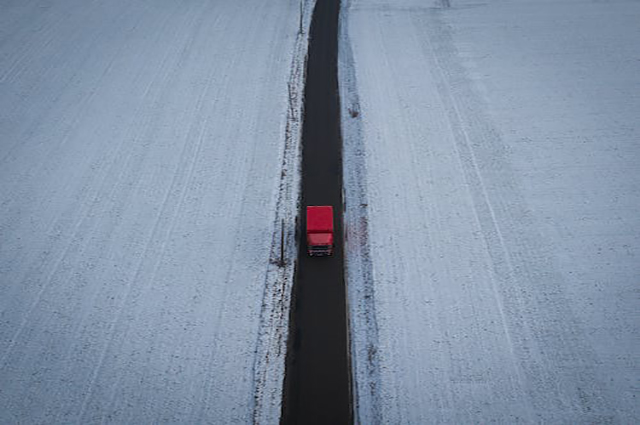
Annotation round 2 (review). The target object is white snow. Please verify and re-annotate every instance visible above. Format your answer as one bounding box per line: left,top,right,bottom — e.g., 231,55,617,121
340,0,640,423
0,0,313,423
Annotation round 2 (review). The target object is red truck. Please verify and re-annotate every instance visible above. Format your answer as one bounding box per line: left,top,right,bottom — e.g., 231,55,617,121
306,206,334,256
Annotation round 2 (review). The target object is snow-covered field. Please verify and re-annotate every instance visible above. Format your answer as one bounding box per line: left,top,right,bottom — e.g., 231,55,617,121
0,0,312,422
340,0,640,423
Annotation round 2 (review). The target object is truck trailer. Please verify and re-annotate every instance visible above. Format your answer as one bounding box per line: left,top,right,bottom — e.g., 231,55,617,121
306,206,334,256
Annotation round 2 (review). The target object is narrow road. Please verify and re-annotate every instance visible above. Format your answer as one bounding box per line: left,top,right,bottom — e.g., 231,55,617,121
280,0,351,423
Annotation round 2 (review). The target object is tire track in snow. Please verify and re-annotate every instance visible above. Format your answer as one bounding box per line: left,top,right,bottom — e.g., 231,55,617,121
74,5,216,421
1,0,200,414
418,13,535,422
0,1,181,315
0,3,133,166
0,2,75,84
95,8,229,423
417,10,615,422
47,6,207,405
193,14,265,421
0,6,189,370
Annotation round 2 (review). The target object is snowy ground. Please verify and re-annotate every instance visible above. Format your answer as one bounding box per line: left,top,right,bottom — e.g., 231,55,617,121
340,0,640,423
0,0,312,423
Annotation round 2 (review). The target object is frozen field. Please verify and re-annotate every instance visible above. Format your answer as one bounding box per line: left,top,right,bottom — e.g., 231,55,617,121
340,0,640,423
0,0,312,423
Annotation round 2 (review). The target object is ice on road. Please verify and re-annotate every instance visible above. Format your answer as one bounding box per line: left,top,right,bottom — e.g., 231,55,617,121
0,0,312,423
340,0,640,423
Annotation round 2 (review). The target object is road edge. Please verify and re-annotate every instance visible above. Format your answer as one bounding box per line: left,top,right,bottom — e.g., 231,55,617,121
337,1,382,423
250,2,316,423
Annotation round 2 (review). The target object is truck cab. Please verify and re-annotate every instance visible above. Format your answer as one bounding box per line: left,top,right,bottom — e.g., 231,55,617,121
306,206,334,256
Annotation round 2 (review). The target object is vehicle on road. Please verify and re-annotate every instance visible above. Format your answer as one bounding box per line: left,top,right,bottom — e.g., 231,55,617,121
306,206,334,256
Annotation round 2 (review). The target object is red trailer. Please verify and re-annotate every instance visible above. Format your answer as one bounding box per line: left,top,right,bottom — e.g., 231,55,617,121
306,206,334,256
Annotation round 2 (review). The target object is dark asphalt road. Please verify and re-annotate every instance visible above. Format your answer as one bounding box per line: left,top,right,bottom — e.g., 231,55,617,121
280,0,351,424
